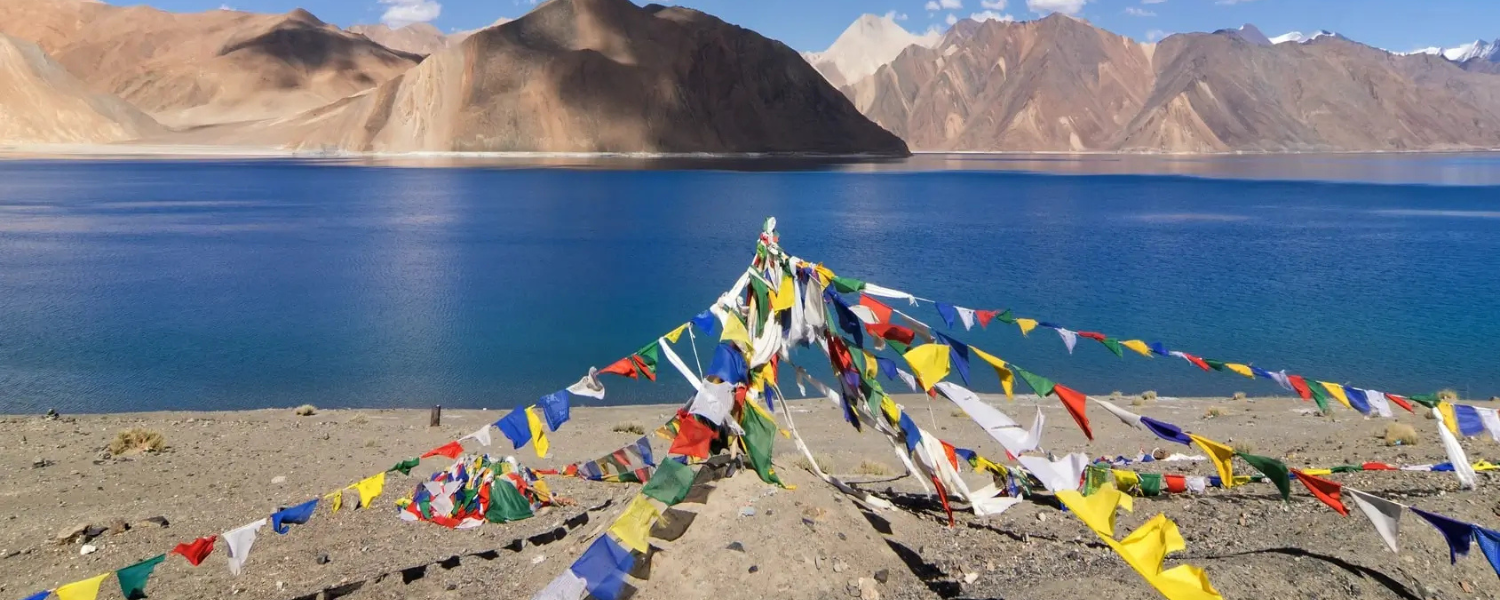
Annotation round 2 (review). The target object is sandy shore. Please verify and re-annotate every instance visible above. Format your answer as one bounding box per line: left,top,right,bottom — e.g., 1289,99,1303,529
1,394,1496,600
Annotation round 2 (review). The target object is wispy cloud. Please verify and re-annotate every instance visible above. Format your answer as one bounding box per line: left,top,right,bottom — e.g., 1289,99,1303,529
884,10,910,21
1124,7,1154,16
981,0,1006,9
971,10,1014,21
1142,0,1166,4
1215,0,1256,4
1026,0,1087,15
379,0,441,27
1146,29,1167,41
946,13,959,25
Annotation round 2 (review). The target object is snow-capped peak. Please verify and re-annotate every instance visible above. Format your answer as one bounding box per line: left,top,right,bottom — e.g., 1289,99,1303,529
806,13,942,85
1217,23,1272,46
1443,39,1498,63
1269,30,1335,45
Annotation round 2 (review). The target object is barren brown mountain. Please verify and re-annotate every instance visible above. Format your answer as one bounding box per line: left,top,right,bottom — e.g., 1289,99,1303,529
0,0,420,127
203,0,907,155
348,23,450,55
846,14,1500,152
0,34,162,145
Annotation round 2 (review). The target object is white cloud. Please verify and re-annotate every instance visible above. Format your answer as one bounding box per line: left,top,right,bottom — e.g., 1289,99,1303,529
939,0,964,9
1146,29,1167,41
380,0,441,27
884,10,909,21
946,13,959,25
1124,7,1154,16
1026,0,1087,15
925,0,940,10
970,10,1014,22
217,3,234,9
981,0,1006,8
1215,0,1255,4
1142,0,1166,4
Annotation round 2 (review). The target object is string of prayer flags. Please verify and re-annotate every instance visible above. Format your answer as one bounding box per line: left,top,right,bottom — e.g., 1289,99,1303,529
222,519,266,575
741,401,785,487
1056,492,1222,600
1057,487,1132,537
1189,435,1237,488
21,591,50,600
935,382,1041,456
1292,470,1347,516
1411,507,1474,564
1121,339,1153,358
935,302,958,329
1347,488,1403,553
323,489,344,513
690,310,716,336
170,535,216,566
1236,453,1291,501
1474,527,1500,578
1018,453,1089,493
1011,364,1055,397
55,573,110,600
970,346,1015,399
271,499,318,534
460,424,493,447
117,554,166,600
526,406,550,458
388,457,422,475
1016,318,1038,336
569,535,636,600
422,441,465,460
566,368,606,400
1432,407,1478,489
353,472,386,509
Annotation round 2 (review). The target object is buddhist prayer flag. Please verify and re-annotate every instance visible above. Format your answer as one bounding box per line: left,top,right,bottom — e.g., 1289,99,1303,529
1225,363,1254,379
1292,470,1347,516
1113,515,1223,600
1433,407,1478,489
21,592,50,600
526,406,550,457
1100,337,1125,357
566,369,606,400
1056,488,1132,538
642,459,694,505
55,574,110,600
486,481,535,523
116,554,165,600
1236,453,1291,501
1347,488,1403,553
664,323,690,344
271,499,318,534
497,408,532,449
1121,339,1153,358
609,496,661,553
1454,404,1487,437
422,441,465,460
859,294,894,323
741,402,785,486
691,310,716,335
222,518,266,575
538,391,571,431
1016,318,1038,336
1143,417,1192,446
1055,328,1078,354
935,302,959,329
1385,393,1415,413
1287,375,1312,401
956,306,977,330
354,472,386,509
1319,381,1351,409
460,424,493,447
324,489,344,513
668,411,716,459
1474,526,1500,578
388,457,422,476
171,535,216,566
1052,384,1093,440
971,346,1015,399
1344,387,1372,415
1018,453,1088,493
1011,365,1055,398
1412,507,1474,564
1189,435,1236,488
903,344,951,391
571,535,635,600
1114,469,1141,494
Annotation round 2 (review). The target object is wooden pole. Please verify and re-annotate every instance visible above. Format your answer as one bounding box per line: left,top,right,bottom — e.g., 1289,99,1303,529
430,405,441,427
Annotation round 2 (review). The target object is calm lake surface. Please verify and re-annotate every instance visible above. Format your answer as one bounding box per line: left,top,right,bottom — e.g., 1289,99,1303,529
1,154,1498,413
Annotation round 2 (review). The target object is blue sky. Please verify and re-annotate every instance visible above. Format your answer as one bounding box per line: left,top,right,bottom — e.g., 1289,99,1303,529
137,0,1500,53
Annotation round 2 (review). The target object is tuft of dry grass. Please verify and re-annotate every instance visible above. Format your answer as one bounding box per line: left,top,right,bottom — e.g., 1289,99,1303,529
1232,440,1254,455
1438,389,1459,402
950,409,967,418
108,429,165,455
1384,423,1418,446
349,414,369,425
1141,390,1158,401
1231,392,1247,401
1204,407,1226,418
611,421,646,436
855,460,893,476
1110,390,1123,400
1131,397,1147,407
294,404,317,416
793,453,833,474
364,438,380,448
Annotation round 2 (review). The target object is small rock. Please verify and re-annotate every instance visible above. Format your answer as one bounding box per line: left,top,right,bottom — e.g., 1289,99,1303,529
815,555,826,570
316,553,330,565
837,532,847,541
1461,581,1473,593
1036,512,1048,523
56,523,90,545
858,577,880,600
964,572,979,584
739,507,756,517
141,516,170,529
109,520,129,535
726,541,745,553
271,476,287,485
80,544,97,556
44,409,59,420
445,584,457,592
873,569,889,584
531,555,546,565
32,458,51,469
748,565,759,574
833,559,848,573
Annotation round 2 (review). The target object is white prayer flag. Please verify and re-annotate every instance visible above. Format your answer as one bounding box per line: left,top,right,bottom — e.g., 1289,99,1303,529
955,306,976,330
1347,488,1403,553
1055,328,1078,354
223,518,267,575
460,425,493,447
1433,407,1478,489
1017,453,1089,494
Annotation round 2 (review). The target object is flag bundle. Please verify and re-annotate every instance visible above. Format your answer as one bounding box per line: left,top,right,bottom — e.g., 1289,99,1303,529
397,454,555,528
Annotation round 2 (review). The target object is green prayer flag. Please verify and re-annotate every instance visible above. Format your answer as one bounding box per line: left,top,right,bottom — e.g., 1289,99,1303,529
636,341,660,372
485,482,534,523
1308,383,1331,413
1101,338,1124,358
848,348,866,374
117,554,166,600
1236,452,1291,501
1408,393,1440,408
740,406,784,487
995,309,1015,325
1138,473,1163,496
749,276,771,326
642,459,695,505
1330,464,1363,474
830,275,865,294
1083,465,1110,496
1203,359,1227,372
388,457,421,475
887,339,909,354
1011,365,1055,398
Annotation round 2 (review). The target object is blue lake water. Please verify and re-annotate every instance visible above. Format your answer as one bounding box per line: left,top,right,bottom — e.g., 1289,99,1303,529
1,155,1498,414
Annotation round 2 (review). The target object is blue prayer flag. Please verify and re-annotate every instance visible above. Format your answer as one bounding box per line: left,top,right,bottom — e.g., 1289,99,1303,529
21,591,50,600
824,290,864,347
1140,416,1193,446
538,390,571,431
570,535,635,600
876,356,898,382
1412,507,1474,564
1250,365,1274,380
707,342,748,385
1148,341,1170,356
935,333,972,386
271,499,319,534
953,448,977,464
1475,526,1500,580
496,408,532,449
1454,404,1487,437
935,303,958,329
1345,387,1372,415
691,310,716,335
898,412,922,453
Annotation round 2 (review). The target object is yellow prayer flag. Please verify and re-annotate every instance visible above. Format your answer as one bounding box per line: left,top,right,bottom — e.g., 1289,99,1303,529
902,344,951,391
879,395,902,427
770,274,796,312
1225,363,1255,379
1112,469,1141,495
1189,434,1237,489
1438,401,1461,436
55,573,109,600
1016,318,1039,336
717,309,750,346
971,346,1015,400
1473,460,1499,472
526,406,549,458
1300,468,1332,476
1110,514,1222,600
814,264,836,287
324,489,343,513
862,351,879,380
353,472,385,509
664,323,689,344
975,456,1007,477
1121,340,1154,358
609,496,662,553
1319,381,1352,409
1056,487,1133,538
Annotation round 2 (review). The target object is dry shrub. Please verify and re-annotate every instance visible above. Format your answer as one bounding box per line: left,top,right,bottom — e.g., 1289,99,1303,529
1130,397,1147,407
350,414,369,425
1204,407,1226,418
1438,389,1459,402
855,460,893,476
950,408,967,418
1384,423,1418,446
793,453,833,474
611,422,646,435
294,404,317,416
1110,390,1123,400
108,429,165,455
1232,440,1254,455
1232,392,1247,401
1141,390,1158,401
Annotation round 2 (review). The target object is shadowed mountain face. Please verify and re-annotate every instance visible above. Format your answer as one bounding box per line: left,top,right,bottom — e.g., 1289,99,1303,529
845,15,1500,152
348,23,450,56
211,0,907,155
0,34,162,144
0,0,420,127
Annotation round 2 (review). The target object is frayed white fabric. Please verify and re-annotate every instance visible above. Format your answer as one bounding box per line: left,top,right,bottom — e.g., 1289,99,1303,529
659,337,703,392
460,425,493,447
1092,398,1145,430
1433,407,1478,489
1347,488,1403,553
1055,328,1078,354
531,570,588,600
689,381,736,426
223,518,267,575
566,367,605,400
1361,389,1393,418
937,382,1041,456
1186,476,1207,494
863,283,919,305
956,306,976,330
896,368,920,393
1017,453,1089,494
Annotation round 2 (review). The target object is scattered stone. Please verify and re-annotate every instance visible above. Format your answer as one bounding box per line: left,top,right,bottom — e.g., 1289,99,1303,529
56,523,89,545
837,532,847,541
84,525,109,540
748,565,759,574
531,555,546,565
858,577,880,600
141,516,170,529
1461,581,1473,593
316,553,330,565
739,506,756,517
80,544,97,556
873,569,889,584
32,458,51,469
109,520,129,535
1036,512,1048,523
726,541,745,553
963,572,979,584
271,476,287,485
833,559,848,573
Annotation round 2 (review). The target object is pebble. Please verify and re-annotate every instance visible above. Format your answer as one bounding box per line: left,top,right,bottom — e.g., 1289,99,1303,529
739,507,756,517
833,559,848,573
80,544,97,555
1036,512,1047,523
857,577,880,600
531,555,546,565
271,476,286,485
873,569,889,584
56,523,89,545
315,553,330,565
748,565,759,573
726,541,745,553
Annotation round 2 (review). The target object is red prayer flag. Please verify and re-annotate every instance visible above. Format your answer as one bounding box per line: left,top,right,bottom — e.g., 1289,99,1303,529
599,356,640,379
668,411,716,459
1362,462,1398,471
1385,393,1415,413
1051,384,1094,441
1077,331,1107,342
930,475,955,527
865,324,916,346
631,355,657,381
940,440,960,471
422,441,464,460
975,310,997,328
1181,352,1211,372
1287,375,1313,401
172,535,217,566
1293,469,1348,516
1164,474,1187,494
858,294,894,324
